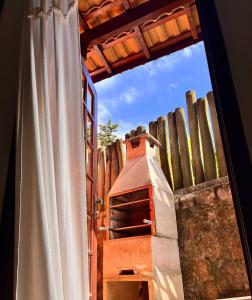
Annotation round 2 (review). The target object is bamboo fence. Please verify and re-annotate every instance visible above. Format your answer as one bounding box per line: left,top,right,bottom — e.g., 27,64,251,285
97,90,227,201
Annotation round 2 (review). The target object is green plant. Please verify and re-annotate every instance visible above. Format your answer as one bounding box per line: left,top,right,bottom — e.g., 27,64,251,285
98,120,119,147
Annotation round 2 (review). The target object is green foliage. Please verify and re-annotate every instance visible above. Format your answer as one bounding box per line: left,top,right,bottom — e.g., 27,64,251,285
98,119,119,147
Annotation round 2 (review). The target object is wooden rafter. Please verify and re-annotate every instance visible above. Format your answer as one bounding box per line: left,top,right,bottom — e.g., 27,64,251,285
86,9,190,57
185,4,198,39
111,52,144,69
82,0,202,82
93,45,113,74
90,31,202,82
89,67,106,77
82,0,122,21
79,11,89,31
81,0,189,47
134,25,150,59
87,8,191,53
121,0,132,10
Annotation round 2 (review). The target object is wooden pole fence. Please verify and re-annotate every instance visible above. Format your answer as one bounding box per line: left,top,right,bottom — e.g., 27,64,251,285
110,142,119,186
104,145,112,197
207,91,227,177
168,112,183,190
98,89,228,195
97,148,105,210
186,90,205,184
197,97,217,181
149,120,157,147
157,116,173,188
175,108,193,187
116,139,126,173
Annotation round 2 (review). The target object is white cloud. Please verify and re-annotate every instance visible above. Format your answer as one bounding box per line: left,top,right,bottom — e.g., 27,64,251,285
138,41,204,76
116,121,135,138
119,87,138,104
98,102,111,124
157,55,180,71
169,83,179,89
191,42,204,53
97,87,139,125
95,75,119,91
168,82,179,95
183,43,203,58
182,47,193,58
141,54,180,76
116,120,149,138
141,62,157,76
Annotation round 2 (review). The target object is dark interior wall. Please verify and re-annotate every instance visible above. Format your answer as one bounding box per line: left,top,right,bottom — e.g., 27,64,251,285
0,1,26,297
0,0,26,218
0,1,4,15
196,0,252,290
0,132,15,299
213,0,252,161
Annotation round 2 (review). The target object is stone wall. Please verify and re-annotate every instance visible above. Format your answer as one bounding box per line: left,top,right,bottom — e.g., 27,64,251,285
175,176,250,300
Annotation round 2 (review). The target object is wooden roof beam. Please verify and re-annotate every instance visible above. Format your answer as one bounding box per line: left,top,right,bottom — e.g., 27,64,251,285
93,45,113,74
134,26,151,59
122,0,132,10
79,11,90,58
81,0,189,47
185,4,198,39
79,11,89,31
89,67,107,77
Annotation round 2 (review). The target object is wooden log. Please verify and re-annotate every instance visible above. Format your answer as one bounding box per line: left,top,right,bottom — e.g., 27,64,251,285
125,132,130,140
136,125,146,135
157,116,173,188
186,90,205,184
168,112,183,190
197,98,217,181
149,121,157,139
207,91,228,177
104,145,112,197
149,121,157,147
175,108,193,187
116,138,126,172
97,148,105,210
111,142,119,186
130,129,137,137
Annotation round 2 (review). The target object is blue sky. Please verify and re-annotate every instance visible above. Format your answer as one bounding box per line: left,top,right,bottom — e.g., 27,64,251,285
95,41,212,138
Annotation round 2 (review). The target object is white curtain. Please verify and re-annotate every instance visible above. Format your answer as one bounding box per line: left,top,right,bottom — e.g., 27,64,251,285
15,1,89,299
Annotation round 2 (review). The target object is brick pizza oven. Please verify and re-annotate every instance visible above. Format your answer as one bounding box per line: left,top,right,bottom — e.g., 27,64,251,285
103,133,184,300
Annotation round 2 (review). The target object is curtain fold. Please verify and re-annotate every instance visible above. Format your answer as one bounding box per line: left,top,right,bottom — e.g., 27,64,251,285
15,1,89,299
